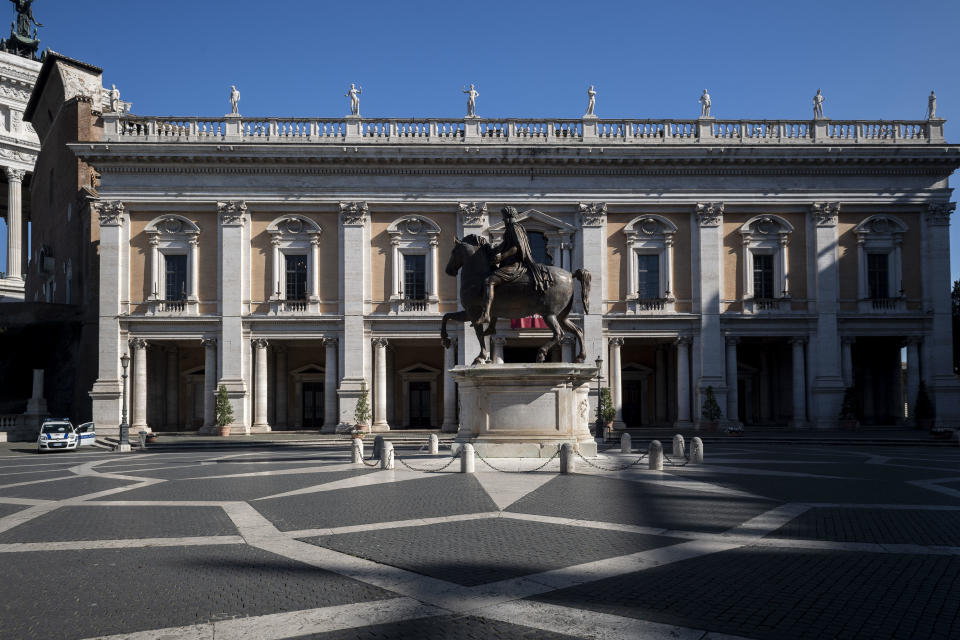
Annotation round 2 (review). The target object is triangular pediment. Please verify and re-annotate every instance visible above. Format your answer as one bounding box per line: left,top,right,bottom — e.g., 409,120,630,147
488,208,576,234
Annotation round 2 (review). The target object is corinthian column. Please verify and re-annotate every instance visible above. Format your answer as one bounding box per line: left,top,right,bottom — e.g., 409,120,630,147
675,336,691,426
202,338,217,430
372,337,390,432
322,338,339,432
726,337,740,424
130,338,148,431
252,339,270,430
442,337,458,433
790,337,808,427
5,167,24,280
609,337,624,427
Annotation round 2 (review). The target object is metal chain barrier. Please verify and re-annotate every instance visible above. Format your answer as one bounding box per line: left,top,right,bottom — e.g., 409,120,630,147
474,446,561,473
575,449,648,472
394,448,462,473
662,453,690,467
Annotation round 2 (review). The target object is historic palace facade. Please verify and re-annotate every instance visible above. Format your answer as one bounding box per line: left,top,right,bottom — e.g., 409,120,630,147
28,58,960,436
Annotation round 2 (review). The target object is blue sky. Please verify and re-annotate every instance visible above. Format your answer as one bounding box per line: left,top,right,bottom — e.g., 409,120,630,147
3,0,960,279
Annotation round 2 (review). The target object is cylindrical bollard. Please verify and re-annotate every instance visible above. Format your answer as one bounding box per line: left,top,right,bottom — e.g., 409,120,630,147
138,431,147,448
373,435,384,460
461,443,475,473
351,438,364,465
620,432,632,454
672,434,685,458
690,437,704,464
429,433,439,455
560,443,575,474
648,440,663,470
380,441,394,470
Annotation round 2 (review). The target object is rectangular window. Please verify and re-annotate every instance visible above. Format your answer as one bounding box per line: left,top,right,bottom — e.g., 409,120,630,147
285,254,307,300
403,254,426,299
753,253,774,299
637,254,660,298
164,254,187,301
868,253,889,299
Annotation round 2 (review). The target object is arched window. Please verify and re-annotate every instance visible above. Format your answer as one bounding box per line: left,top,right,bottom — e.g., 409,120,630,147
624,215,677,313
387,215,442,314
739,215,793,313
853,215,908,312
267,215,323,314
145,215,201,315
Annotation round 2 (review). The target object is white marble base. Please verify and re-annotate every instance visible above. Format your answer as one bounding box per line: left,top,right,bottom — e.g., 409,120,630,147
451,363,599,458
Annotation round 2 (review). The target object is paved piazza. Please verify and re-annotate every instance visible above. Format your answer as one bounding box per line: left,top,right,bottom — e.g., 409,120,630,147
1,441,959,639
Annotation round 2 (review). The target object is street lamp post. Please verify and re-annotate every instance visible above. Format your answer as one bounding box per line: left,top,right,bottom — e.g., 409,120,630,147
119,352,130,446
595,355,604,441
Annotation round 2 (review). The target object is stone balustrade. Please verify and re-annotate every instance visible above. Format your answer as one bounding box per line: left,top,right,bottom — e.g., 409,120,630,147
103,114,943,145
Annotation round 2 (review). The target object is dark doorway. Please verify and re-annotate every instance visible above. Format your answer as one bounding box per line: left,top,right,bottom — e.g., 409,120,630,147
408,381,431,427
622,380,644,426
302,382,324,429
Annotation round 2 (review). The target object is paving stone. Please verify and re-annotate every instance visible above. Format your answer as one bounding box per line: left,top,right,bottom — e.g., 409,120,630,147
768,507,960,546
0,475,137,500
0,502,27,519
0,469,82,483
0,544,395,640
254,474,498,531
0,505,237,543
93,470,375,502
307,517,682,586
297,614,582,639
109,460,338,480
506,475,777,532
534,546,960,640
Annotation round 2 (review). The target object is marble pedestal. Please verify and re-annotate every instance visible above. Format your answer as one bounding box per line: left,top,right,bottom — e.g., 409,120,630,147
451,363,598,458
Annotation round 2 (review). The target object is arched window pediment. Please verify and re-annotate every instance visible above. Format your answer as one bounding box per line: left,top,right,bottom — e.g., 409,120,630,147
387,215,441,238
145,214,200,237
267,215,322,312
144,215,200,313
739,215,794,310
739,215,794,239
387,216,442,314
267,215,322,238
624,214,678,239
623,215,678,312
853,215,908,309
853,214,908,237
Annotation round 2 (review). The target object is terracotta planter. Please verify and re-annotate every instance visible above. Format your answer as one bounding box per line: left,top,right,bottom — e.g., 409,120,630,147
218,425,231,436
145,434,159,443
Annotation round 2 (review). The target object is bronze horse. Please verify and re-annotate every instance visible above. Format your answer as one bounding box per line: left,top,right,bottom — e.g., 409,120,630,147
441,234,591,364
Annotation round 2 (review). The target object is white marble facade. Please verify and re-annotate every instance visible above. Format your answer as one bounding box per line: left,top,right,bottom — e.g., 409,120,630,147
78,109,960,435
0,50,39,301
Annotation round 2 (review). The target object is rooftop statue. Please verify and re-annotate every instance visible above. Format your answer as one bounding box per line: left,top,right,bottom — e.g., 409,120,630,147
698,89,711,118
109,85,120,113
441,206,590,365
813,88,825,119
585,85,596,116
463,83,479,117
0,0,41,59
928,91,937,119
346,83,362,116
229,85,240,115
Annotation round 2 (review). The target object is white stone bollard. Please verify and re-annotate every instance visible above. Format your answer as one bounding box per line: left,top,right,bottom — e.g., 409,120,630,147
373,435,384,460
380,441,394,470
138,431,147,448
351,438,364,465
690,437,704,464
560,443,575,474
648,440,663,470
461,443,475,473
673,434,685,458
620,432,632,454
429,433,439,455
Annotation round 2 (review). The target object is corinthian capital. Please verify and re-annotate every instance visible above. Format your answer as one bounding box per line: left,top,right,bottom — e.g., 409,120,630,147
94,200,126,226
217,200,248,225
5,167,25,182
458,202,487,226
578,202,607,227
811,201,840,227
695,202,724,227
926,202,956,227
340,201,369,225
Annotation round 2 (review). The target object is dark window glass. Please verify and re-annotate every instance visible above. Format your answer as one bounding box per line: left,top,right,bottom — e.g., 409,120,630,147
164,254,187,301
637,254,660,298
527,231,552,265
868,253,889,299
285,254,307,300
753,253,774,298
403,254,426,299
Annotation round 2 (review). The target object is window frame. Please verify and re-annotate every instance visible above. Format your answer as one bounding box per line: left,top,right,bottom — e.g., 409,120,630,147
739,215,793,313
624,215,677,313
267,215,323,314
854,214,907,312
145,215,201,315
387,215,442,314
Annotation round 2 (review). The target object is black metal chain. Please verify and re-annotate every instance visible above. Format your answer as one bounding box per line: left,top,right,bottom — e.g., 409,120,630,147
394,449,462,473
662,452,690,467
575,449,648,471
474,446,561,473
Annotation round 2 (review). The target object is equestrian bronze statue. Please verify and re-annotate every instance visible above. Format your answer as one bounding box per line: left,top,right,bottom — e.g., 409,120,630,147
441,206,591,365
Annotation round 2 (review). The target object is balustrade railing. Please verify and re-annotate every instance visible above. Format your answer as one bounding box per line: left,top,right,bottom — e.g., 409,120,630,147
400,298,429,312
107,114,942,146
635,298,666,311
754,298,781,311
278,299,308,312
155,300,186,313
870,297,898,310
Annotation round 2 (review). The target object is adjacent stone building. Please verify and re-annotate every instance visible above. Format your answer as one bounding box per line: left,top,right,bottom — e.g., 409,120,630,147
29,67,960,436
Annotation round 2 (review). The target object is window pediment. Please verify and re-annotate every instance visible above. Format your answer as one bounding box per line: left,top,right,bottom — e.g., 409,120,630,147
387,215,441,238
267,215,322,239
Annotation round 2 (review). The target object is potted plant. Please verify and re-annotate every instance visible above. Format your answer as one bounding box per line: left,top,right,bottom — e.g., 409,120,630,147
701,386,722,431
838,387,859,431
352,381,371,437
215,385,233,436
915,381,935,431
598,387,616,435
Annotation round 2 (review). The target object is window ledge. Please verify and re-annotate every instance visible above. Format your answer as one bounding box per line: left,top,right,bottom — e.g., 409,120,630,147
858,297,906,313
627,296,675,314
743,297,791,314
148,299,198,316
391,296,439,314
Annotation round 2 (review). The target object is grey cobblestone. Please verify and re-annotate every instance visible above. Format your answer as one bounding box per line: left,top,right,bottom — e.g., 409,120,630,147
254,474,498,531
94,470,374,502
0,502,27,519
0,505,237,543
0,544,395,640
507,475,776,532
297,614,582,639
0,476,136,500
308,517,681,586
117,461,336,480
534,546,960,640
769,507,960,546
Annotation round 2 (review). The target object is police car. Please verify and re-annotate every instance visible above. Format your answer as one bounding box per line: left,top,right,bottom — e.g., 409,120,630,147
36,420,96,453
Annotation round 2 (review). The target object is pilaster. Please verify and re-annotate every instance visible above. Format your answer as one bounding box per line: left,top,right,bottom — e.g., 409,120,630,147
217,200,249,431
457,202,487,367
810,202,844,428
337,201,371,426
924,202,960,427
694,202,726,422
578,202,607,368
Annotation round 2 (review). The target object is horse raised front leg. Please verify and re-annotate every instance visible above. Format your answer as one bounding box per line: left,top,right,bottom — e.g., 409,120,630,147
441,310,470,349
